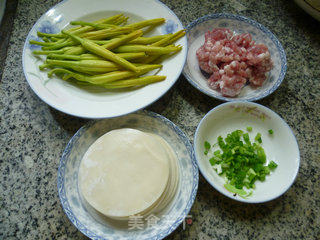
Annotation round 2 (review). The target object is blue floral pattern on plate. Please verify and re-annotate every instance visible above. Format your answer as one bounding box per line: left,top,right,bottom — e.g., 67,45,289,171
162,19,178,34
57,110,199,240
182,13,287,102
38,20,60,34
28,35,42,50
28,20,61,50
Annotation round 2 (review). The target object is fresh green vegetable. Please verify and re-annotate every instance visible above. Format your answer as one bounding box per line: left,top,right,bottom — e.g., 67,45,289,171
126,18,165,29
80,27,134,40
204,141,211,155
101,75,166,89
48,64,162,84
268,129,274,135
29,14,184,90
224,183,252,198
254,133,262,143
129,35,169,45
32,49,66,55
47,52,146,61
205,129,278,195
62,30,140,72
268,161,278,170
141,30,186,63
36,14,127,39
113,45,182,54
246,126,252,132
101,30,143,50
46,59,122,73
70,21,120,30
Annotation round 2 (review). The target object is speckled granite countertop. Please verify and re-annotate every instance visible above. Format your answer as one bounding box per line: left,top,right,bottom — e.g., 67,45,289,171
1,0,319,239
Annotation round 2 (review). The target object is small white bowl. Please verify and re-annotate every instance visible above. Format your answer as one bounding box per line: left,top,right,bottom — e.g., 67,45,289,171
183,13,287,102
194,102,300,203
295,0,320,22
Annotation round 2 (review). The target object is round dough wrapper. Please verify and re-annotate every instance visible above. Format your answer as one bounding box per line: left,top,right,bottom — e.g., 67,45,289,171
105,133,180,220
142,134,180,215
79,128,170,218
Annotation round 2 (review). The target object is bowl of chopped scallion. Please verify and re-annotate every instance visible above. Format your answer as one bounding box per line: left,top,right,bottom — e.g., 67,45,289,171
194,101,300,203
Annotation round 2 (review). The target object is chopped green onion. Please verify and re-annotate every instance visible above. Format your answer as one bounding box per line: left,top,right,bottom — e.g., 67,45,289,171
205,129,278,196
224,183,252,198
204,141,211,155
255,133,262,143
246,126,252,132
268,129,274,134
268,161,278,170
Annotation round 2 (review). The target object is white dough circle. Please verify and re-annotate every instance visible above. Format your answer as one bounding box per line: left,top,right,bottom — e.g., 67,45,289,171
79,128,170,218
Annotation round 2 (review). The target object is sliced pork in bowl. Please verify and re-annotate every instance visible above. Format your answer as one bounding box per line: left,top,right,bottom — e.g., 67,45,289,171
183,13,286,102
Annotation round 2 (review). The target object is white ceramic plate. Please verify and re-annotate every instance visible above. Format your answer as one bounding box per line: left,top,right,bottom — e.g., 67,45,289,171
57,110,198,239
194,102,300,203
295,0,320,21
22,0,187,119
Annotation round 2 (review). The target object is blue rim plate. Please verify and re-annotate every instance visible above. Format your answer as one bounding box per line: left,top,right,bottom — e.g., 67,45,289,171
182,13,287,102
57,110,199,239
22,0,187,119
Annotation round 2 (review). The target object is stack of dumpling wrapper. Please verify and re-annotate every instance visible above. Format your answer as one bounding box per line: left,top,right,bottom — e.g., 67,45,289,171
79,128,180,220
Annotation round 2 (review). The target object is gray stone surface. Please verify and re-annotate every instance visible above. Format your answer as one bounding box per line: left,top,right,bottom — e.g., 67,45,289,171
0,0,319,239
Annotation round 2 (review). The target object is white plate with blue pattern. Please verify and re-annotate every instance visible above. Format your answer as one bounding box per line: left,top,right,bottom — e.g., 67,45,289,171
57,110,199,239
183,13,287,102
22,0,187,119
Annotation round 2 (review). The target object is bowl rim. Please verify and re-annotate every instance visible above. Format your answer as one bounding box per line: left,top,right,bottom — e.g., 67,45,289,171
22,0,187,119
182,13,287,102
294,0,320,22
57,110,199,239
194,101,300,203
